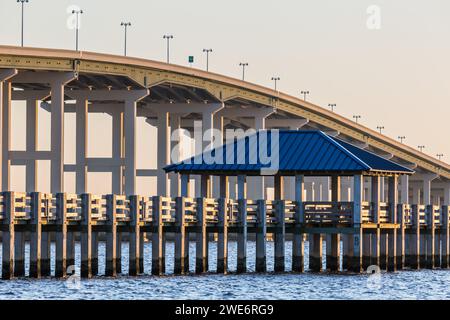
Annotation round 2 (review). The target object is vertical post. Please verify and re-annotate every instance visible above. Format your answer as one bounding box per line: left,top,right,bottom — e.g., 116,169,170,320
76,98,88,194
55,193,67,278
157,111,170,196
112,110,124,195
181,174,190,198
350,174,363,273
2,82,12,190
41,226,51,277
309,233,323,272
116,232,122,274
29,192,42,278
105,194,117,276
129,195,141,275
174,197,186,274
292,174,305,272
426,204,435,269
327,176,341,271
66,232,75,268
80,193,92,278
237,175,247,273
26,97,39,192
2,192,14,279
409,205,421,269
387,176,398,271
442,205,449,268
50,81,65,193
151,196,164,275
124,99,137,196
196,197,208,273
217,197,229,274
256,199,267,273
371,176,381,268
181,174,190,273
274,199,286,272
14,225,25,277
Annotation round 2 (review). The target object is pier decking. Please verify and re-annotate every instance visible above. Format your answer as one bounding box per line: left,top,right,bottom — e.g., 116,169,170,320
1,191,449,279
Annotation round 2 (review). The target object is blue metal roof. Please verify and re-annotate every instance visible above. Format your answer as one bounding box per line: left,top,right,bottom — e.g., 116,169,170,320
164,130,414,175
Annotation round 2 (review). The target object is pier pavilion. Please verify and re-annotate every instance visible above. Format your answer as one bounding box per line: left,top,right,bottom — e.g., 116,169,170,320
165,130,418,272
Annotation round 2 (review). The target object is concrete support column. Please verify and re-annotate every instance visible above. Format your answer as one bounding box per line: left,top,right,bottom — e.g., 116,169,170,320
350,174,363,272
0,69,17,190
50,82,65,193
388,176,398,271
212,113,223,198
445,184,450,206
112,110,124,194
75,98,88,194
157,111,170,196
400,175,409,204
412,185,420,205
326,176,340,271
170,115,182,197
25,97,40,192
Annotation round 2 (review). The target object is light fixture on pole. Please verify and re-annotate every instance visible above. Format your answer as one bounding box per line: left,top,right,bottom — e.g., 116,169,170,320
398,136,406,143
418,145,425,152
120,22,131,56
436,153,444,160
17,0,29,47
328,103,336,112
239,62,248,81
353,115,361,124
271,77,280,91
376,126,385,134
163,34,174,63
301,90,310,101
72,9,84,51
203,49,212,71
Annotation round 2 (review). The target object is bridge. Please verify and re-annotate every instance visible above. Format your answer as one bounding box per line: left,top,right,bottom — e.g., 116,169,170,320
0,46,449,279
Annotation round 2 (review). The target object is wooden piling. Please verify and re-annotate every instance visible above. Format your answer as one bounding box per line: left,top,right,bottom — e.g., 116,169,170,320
129,195,141,276
195,197,208,273
379,232,388,270
14,231,25,277
237,198,247,273
326,234,340,272
66,232,75,268
174,197,186,275
442,205,449,268
29,192,42,278
41,231,51,277
152,196,164,275
349,229,363,273
362,232,371,270
55,193,67,278
139,231,145,273
408,205,420,269
255,199,267,273
342,234,353,271
91,232,99,276
292,175,305,272
105,194,117,277
2,192,15,280
387,230,397,271
309,233,322,272
274,200,285,272
370,229,380,267
425,205,435,269
396,204,406,269
217,198,228,274
80,193,92,278
116,232,122,274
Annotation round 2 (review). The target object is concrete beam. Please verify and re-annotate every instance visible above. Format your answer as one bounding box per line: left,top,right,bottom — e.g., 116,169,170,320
67,89,149,102
12,71,77,85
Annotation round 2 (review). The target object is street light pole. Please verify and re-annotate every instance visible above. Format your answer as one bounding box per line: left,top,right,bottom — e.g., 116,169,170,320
203,49,212,71
271,77,280,91
239,62,248,81
328,103,336,112
418,145,425,152
301,90,310,101
377,126,385,134
437,153,444,161
163,35,174,63
353,115,361,124
398,136,406,143
72,9,83,51
121,22,131,56
17,0,29,47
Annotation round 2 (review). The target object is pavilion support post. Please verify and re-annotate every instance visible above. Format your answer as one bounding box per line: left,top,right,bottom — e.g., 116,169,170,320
292,174,305,272
371,229,381,267
379,232,388,270
370,176,381,269
237,175,247,273
180,174,190,273
426,204,436,269
196,197,208,273
256,199,267,273
362,231,372,270
55,193,67,278
349,174,363,273
29,192,42,278
91,232,99,276
2,192,14,279
409,205,421,269
14,229,25,277
398,175,408,269
217,197,229,274
274,175,285,272
326,175,341,272
387,176,398,271
41,228,51,277
152,196,164,275
66,232,75,268
116,232,122,274
174,197,186,275
129,195,141,276
442,204,450,268
342,234,353,271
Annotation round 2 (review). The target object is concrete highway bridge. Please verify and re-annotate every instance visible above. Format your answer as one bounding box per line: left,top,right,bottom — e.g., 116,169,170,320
1,46,450,279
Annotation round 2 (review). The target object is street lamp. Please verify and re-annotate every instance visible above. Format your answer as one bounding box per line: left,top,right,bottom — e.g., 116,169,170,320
120,22,131,56
353,115,361,123
437,154,444,160
239,62,248,81
376,126,385,134
418,145,425,152
398,136,406,143
271,77,280,91
72,9,83,51
328,103,336,112
163,34,174,63
17,0,29,47
203,49,212,72
301,90,310,101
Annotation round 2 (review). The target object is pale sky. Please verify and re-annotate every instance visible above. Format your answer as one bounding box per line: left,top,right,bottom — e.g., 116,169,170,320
0,0,449,194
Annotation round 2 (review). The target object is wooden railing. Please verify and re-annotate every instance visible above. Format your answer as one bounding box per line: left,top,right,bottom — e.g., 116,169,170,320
0,191,448,227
